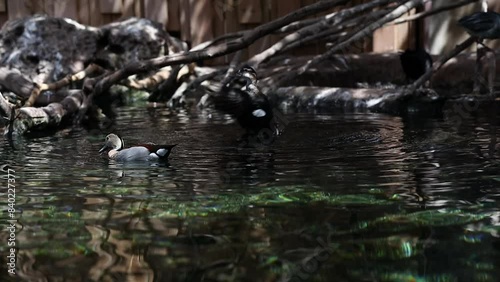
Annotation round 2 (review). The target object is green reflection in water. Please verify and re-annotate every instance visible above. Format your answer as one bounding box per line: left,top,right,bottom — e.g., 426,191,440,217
376,272,455,282
350,210,488,235
135,187,392,218
0,184,493,281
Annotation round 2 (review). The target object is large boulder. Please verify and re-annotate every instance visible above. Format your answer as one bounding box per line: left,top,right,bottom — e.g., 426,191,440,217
0,15,171,85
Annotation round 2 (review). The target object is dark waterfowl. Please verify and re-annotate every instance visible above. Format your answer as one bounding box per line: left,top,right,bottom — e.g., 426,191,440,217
399,48,433,82
458,11,500,94
99,133,176,162
212,65,276,135
458,11,500,40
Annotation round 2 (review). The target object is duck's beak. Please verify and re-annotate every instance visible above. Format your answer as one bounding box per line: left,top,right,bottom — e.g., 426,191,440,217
99,144,110,154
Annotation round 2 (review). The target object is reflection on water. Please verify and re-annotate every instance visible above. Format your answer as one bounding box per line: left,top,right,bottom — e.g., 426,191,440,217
0,101,499,281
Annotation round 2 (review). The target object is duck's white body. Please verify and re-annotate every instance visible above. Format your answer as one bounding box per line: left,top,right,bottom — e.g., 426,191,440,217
100,134,176,162
108,146,170,161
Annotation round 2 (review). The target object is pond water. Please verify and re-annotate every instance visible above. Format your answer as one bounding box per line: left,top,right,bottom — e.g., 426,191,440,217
1,100,499,282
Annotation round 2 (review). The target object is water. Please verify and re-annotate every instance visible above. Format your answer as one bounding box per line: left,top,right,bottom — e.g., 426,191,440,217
1,101,499,281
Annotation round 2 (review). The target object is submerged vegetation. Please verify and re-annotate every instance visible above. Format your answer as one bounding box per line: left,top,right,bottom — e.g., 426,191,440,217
4,183,493,280
0,1,499,281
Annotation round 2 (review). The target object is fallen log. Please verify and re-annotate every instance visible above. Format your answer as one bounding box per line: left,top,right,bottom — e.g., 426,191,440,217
269,86,445,115
0,65,99,106
23,64,105,107
270,86,392,110
7,90,84,135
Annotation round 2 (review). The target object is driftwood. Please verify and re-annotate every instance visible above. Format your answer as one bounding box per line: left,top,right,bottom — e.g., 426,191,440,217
10,90,84,135
270,86,446,116
124,67,172,90
271,86,393,109
302,0,426,72
248,0,396,67
90,0,350,98
24,64,105,107
0,15,176,135
148,65,183,102
0,63,104,135
393,0,479,25
0,64,103,102
0,0,488,136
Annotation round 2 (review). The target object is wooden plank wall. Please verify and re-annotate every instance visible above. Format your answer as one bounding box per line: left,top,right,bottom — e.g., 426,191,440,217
0,0,392,64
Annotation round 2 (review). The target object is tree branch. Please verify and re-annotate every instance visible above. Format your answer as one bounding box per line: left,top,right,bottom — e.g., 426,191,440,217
393,0,479,25
91,0,350,99
301,0,424,72
248,0,396,66
24,64,104,107
123,67,172,90
279,10,388,56
404,36,477,95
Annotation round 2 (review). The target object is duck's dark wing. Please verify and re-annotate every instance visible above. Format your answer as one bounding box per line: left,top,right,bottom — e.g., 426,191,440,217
139,143,177,159
233,89,274,133
212,76,253,117
399,49,432,80
212,72,277,135
459,12,500,38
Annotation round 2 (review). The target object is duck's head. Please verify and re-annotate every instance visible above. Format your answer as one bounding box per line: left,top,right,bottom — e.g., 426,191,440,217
237,65,258,84
99,133,124,154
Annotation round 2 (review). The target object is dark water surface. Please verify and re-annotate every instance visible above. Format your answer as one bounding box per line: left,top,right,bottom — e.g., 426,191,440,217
1,101,500,282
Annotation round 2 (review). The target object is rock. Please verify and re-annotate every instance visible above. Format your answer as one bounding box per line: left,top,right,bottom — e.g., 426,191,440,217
0,16,100,84
0,15,172,86
98,18,171,69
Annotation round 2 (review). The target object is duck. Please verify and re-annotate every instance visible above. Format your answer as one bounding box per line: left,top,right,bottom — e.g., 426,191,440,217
99,133,176,162
458,11,500,40
458,11,500,95
212,65,276,136
399,48,433,82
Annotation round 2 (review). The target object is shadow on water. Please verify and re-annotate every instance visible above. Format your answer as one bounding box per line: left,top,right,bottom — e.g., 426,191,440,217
0,101,499,281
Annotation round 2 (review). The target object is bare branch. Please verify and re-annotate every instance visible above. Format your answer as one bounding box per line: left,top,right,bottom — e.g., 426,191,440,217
248,0,397,66
302,0,424,72
24,64,104,107
393,0,479,25
184,68,228,94
404,36,477,95
221,50,244,86
92,0,350,99
124,67,172,90
279,10,388,56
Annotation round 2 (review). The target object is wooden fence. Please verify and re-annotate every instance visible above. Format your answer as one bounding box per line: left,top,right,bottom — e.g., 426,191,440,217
1,0,488,63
